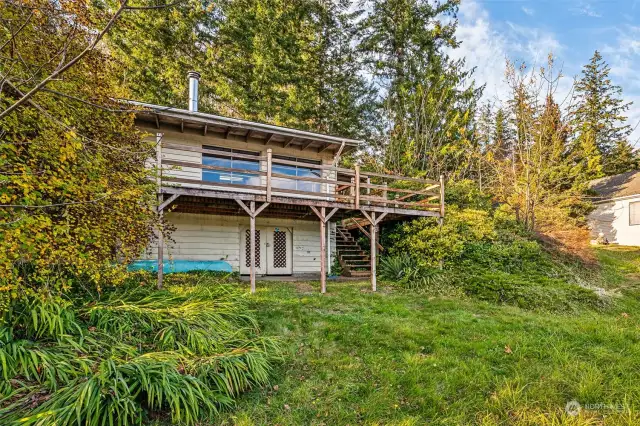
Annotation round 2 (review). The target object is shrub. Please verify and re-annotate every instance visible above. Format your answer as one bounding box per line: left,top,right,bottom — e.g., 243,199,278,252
0,274,279,425
381,205,608,311
387,207,497,267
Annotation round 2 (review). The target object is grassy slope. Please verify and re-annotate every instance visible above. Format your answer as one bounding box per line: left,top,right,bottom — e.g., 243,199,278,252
219,247,640,426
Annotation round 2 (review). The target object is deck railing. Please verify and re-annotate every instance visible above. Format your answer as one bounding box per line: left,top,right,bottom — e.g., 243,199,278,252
158,143,444,214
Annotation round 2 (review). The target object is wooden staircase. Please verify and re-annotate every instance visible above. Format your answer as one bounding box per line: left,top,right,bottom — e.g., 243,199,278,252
335,225,371,278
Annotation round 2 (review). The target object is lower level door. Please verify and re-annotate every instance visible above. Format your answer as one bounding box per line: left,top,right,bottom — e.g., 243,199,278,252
240,227,266,275
266,227,292,275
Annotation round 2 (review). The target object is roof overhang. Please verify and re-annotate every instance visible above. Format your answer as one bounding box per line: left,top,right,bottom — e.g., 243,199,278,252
128,100,362,156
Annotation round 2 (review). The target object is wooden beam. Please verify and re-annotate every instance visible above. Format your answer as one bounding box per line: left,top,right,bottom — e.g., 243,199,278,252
370,211,377,292
224,127,232,139
354,165,360,209
245,130,252,142
180,120,184,133
359,208,373,225
254,202,270,217
320,207,326,294
265,133,276,145
249,201,256,294
393,184,440,202
154,114,160,129
157,225,164,290
156,132,164,290
266,148,272,202
332,141,346,166
157,193,179,213
359,209,387,226
348,218,384,252
160,187,441,218
318,143,333,153
301,139,315,151
309,205,322,221
284,137,295,148
235,199,253,216
325,207,339,223
203,124,208,136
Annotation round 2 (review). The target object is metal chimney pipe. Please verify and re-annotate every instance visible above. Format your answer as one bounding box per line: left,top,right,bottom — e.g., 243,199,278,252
187,71,200,112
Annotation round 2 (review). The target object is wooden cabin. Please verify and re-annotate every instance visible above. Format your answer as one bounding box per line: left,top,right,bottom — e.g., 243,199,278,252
135,72,444,293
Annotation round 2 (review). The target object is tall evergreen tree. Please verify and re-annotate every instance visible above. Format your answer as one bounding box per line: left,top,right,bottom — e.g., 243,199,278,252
109,0,374,138
572,51,636,175
357,0,482,177
492,108,513,160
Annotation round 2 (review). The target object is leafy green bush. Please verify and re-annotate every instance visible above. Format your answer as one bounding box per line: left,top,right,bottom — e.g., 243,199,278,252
382,201,608,311
0,274,279,425
387,207,498,267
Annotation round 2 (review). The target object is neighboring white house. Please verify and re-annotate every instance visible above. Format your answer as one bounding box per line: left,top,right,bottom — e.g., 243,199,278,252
588,170,640,246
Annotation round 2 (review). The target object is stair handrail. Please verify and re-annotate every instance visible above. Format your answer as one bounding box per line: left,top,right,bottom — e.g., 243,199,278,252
344,218,384,252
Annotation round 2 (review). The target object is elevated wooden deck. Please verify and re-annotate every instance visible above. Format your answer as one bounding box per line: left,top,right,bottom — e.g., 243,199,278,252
154,141,445,294
157,143,445,218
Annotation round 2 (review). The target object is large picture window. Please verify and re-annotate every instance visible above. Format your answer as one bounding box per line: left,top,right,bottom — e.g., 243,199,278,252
272,155,322,193
630,201,640,226
202,146,260,186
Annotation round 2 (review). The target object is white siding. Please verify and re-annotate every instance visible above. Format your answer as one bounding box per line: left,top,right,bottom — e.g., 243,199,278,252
143,213,336,274
589,196,640,246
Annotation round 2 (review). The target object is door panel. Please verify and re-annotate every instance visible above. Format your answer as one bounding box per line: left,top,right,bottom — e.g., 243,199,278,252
267,227,292,275
240,228,266,275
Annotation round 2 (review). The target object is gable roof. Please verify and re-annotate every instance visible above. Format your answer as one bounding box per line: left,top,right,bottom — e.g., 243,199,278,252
129,100,362,156
589,170,640,200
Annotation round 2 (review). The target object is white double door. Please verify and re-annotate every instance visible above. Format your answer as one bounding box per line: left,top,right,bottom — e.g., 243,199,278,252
240,226,292,275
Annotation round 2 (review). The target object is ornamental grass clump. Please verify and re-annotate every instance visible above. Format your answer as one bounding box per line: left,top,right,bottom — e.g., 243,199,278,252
0,275,279,425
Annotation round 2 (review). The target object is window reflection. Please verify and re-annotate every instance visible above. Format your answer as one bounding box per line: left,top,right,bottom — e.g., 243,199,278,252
272,156,322,193
202,146,260,186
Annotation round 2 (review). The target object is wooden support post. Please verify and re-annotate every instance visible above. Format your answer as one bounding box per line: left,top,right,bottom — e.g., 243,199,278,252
366,176,371,206
157,228,164,290
382,182,388,208
355,165,360,209
370,211,377,292
235,200,269,294
320,207,326,294
266,148,272,202
327,222,331,276
249,201,256,294
359,209,387,292
156,133,164,289
310,206,338,294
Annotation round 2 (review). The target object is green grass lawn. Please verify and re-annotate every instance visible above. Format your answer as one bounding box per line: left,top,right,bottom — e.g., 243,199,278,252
217,247,640,426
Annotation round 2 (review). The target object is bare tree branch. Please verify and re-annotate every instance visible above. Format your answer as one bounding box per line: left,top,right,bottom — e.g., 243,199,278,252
0,9,34,52
0,0,129,120
124,0,186,10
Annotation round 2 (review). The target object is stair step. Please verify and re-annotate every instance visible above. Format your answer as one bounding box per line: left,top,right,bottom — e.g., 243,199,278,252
347,271,371,277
